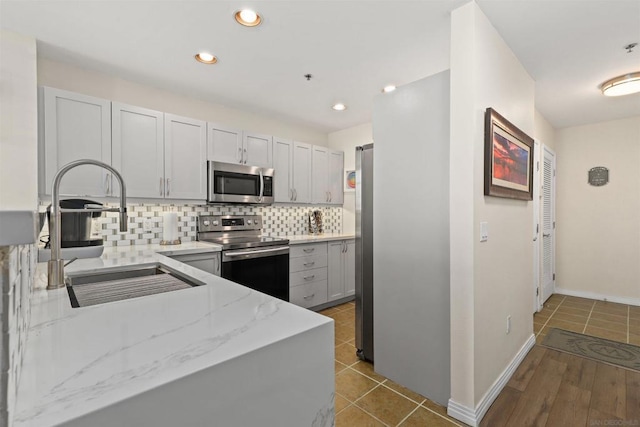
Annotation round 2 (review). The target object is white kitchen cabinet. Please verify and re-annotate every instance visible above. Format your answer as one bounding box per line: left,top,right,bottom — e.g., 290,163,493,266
328,239,355,301
207,124,272,168
273,138,312,203
112,103,164,198
164,114,207,199
312,146,344,205
289,242,328,309
166,252,220,276
41,87,112,196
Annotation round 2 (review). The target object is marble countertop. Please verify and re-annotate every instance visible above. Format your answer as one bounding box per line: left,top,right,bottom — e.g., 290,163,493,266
14,242,332,427
279,233,355,244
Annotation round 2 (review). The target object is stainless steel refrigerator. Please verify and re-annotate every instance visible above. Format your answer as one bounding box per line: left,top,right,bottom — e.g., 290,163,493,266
355,144,374,362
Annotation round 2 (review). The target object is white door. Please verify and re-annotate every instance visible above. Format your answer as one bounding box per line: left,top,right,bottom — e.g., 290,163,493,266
112,103,164,198
541,146,556,303
42,87,111,197
328,150,344,205
292,142,312,203
312,145,328,204
164,114,207,200
207,123,242,164
273,138,293,202
243,132,273,168
533,140,541,312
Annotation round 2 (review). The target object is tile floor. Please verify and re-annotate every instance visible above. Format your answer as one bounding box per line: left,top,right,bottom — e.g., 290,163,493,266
534,293,640,345
319,302,465,427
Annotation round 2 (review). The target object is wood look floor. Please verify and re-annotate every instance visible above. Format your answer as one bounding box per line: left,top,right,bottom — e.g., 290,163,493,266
483,294,640,427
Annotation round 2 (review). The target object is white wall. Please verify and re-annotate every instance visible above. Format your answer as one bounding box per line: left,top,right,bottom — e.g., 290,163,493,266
327,123,372,234
534,109,555,150
38,59,328,146
0,30,38,211
450,2,535,423
555,116,640,304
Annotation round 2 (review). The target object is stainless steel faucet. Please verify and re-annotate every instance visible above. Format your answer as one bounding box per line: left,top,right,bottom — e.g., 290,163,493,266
48,159,128,290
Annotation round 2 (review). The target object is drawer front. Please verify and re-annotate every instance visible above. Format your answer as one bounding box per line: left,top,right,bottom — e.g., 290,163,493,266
290,280,328,309
290,267,328,287
290,254,328,273
290,243,327,258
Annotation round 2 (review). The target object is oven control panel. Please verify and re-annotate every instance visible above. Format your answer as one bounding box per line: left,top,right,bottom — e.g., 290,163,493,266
198,215,263,232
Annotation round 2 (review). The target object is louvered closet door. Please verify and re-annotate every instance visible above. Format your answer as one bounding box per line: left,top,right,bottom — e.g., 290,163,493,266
541,147,556,302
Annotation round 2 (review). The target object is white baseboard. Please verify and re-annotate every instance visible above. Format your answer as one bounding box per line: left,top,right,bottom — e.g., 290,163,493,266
447,334,536,427
555,287,640,307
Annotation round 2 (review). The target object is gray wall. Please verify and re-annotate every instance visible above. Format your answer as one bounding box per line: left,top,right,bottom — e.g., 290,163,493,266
372,70,450,405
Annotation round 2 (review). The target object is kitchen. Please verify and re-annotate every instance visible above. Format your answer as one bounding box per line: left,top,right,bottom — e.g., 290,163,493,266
2,1,639,426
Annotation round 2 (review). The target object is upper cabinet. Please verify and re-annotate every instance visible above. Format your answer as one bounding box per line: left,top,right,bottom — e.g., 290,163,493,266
292,142,313,203
328,150,344,205
207,124,272,168
164,114,207,199
273,138,293,202
312,146,329,204
40,87,112,196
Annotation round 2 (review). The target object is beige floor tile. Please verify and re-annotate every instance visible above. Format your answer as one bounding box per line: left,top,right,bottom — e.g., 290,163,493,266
592,301,629,316
533,322,545,334
544,318,586,333
335,360,348,375
400,406,458,426
333,309,356,324
629,323,640,336
536,333,547,345
355,384,419,426
590,311,627,325
562,295,593,304
629,333,640,346
629,317,640,328
584,325,628,343
587,317,628,333
560,299,594,310
335,323,355,343
555,305,591,317
533,312,552,323
335,394,351,414
628,306,640,317
335,342,360,366
552,311,589,324
351,361,386,383
382,379,426,404
336,369,378,402
336,404,385,427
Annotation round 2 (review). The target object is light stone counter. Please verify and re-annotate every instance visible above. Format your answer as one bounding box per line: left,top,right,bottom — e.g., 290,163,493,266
14,243,334,427
280,233,355,245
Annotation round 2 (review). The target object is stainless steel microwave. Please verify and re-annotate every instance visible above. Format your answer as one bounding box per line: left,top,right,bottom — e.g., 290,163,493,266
207,161,274,205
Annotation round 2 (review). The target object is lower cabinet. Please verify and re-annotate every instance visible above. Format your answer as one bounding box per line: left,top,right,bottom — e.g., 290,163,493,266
328,239,355,302
289,243,328,308
166,252,221,276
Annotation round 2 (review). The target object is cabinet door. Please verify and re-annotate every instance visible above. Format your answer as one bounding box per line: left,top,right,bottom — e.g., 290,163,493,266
165,114,207,200
344,240,355,297
112,103,164,198
328,150,344,205
292,141,312,203
311,145,329,204
243,132,273,168
207,123,242,164
327,241,344,301
273,137,293,202
41,87,111,196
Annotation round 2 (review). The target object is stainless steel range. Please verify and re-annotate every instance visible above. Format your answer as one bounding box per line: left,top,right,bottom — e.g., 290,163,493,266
197,215,289,301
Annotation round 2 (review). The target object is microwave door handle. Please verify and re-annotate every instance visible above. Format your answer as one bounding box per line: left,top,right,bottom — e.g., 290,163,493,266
259,169,264,202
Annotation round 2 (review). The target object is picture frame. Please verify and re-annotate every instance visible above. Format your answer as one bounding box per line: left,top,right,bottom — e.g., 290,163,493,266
484,108,534,200
344,170,356,192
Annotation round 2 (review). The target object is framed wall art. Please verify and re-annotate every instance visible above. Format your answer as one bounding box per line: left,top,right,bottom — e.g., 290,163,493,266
344,170,356,192
484,108,534,200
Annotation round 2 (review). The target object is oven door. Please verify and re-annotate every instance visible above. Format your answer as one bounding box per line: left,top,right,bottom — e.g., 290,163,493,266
207,161,274,204
221,246,289,301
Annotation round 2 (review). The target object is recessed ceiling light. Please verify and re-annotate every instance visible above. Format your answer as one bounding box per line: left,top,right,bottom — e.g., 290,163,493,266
601,72,640,96
195,52,217,64
382,85,396,93
332,103,347,111
235,9,262,27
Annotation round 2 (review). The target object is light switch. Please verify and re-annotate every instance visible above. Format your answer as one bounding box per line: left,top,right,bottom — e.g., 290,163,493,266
480,222,489,242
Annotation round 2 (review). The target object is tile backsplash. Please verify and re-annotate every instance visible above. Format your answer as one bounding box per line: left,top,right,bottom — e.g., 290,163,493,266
40,204,342,247
0,244,36,426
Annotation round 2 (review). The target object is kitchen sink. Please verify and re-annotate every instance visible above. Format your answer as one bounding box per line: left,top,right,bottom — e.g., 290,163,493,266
66,264,202,308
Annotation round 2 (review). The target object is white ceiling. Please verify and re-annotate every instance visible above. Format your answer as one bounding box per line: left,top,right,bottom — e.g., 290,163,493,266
1,0,639,133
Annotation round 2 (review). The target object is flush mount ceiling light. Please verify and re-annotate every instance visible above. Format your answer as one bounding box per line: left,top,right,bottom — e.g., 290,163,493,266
601,72,640,96
332,103,347,111
235,9,262,27
195,52,217,64
382,85,396,93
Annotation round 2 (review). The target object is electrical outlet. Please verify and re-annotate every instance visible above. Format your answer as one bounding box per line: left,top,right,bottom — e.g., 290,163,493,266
506,315,511,334
144,218,154,231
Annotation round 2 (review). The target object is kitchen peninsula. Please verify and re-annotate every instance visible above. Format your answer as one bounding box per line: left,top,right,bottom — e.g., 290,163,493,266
13,243,334,427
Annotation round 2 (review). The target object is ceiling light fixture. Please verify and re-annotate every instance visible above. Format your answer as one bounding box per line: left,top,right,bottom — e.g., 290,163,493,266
382,85,396,93
195,52,217,64
332,103,347,111
235,9,262,27
601,72,640,96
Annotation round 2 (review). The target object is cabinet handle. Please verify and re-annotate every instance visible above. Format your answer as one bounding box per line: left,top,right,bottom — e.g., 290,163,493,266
303,274,315,280
303,293,315,300
243,148,247,164
238,147,242,163
303,248,315,253
303,261,315,267
159,177,164,196
166,178,170,196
